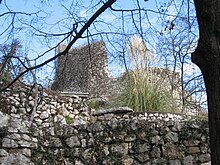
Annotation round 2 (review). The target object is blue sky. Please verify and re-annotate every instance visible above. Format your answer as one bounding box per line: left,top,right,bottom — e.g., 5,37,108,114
0,0,160,76
0,0,199,76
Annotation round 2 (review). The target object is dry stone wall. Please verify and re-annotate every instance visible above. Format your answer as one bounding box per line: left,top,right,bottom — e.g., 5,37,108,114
0,86,210,165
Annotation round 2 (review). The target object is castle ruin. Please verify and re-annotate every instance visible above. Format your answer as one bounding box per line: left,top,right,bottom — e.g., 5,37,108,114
51,41,114,98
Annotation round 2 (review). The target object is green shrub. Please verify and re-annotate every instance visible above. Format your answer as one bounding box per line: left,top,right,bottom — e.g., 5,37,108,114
65,116,73,124
87,100,100,110
87,99,107,110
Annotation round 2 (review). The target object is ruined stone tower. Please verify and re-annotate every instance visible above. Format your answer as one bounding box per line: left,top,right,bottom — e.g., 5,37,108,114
51,41,113,98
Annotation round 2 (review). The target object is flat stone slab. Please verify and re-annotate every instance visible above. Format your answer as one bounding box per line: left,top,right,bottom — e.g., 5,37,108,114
92,107,133,116
60,92,89,98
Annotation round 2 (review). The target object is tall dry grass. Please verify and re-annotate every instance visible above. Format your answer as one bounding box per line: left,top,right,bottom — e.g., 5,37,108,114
124,35,177,112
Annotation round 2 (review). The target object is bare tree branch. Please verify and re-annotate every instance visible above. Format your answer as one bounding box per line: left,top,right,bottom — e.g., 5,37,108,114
0,0,116,92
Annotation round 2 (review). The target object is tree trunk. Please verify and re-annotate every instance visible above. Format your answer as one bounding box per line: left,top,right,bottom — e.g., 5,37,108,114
192,0,220,164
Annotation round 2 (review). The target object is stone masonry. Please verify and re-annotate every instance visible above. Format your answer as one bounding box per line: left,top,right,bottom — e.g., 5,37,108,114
0,86,210,165
52,41,113,98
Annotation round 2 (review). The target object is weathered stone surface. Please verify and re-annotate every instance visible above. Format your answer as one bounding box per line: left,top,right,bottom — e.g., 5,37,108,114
125,134,136,142
150,146,161,158
2,138,18,148
151,135,161,146
75,159,84,165
132,142,150,153
188,146,200,154
103,145,109,156
0,112,8,127
51,137,63,147
134,153,150,162
0,149,8,157
19,140,32,147
169,159,181,165
151,158,167,165
6,133,21,140
28,100,35,107
39,111,49,120
22,134,31,141
199,153,211,163
201,161,211,165
183,155,193,165
165,132,179,143
73,118,87,126
1,153,34,165
123,157,134,165
92,107,133,116
22,148,31,157
82,148,93,160
34,118,43,125
162,143,181,159
66,136,81,147
111,143,129,156
92,121,104,132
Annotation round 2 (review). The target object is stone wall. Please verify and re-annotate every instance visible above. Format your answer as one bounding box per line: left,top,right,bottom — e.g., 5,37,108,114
0,86,210,165
52,41,113,98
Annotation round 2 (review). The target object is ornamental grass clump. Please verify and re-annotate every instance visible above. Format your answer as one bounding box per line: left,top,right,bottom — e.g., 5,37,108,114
123,35,177,112
125,71,176,112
